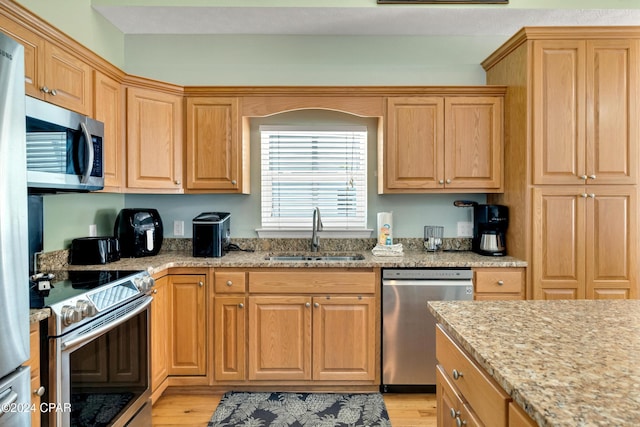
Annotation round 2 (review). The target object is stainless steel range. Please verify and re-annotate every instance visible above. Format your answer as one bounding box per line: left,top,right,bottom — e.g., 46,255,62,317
31,269,154,427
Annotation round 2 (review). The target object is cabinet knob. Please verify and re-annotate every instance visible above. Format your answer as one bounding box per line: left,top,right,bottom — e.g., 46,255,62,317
305,302,311,308
438,179,445,185
579,174,588,180
41,86,50,94
588,174,597,180
588,193,596,199
450,408,460,419
497,280,504,286
226,280,233,287
581,193,588,198
231,180,237,185
456,416,467,427
238,303,244,309
34,386,45,397
314,302,320,308
50,89,57,96
452,369,463,380
152,289,158,294
174,180,181,185
198,281,204,287
446,179,452,184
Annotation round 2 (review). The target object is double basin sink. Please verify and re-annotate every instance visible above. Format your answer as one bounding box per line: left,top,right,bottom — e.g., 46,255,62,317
264,253,365,262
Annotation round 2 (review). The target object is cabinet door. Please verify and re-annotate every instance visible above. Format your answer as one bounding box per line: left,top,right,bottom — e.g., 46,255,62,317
186,97,246,192
169,274,206,376
312,296,375,381
126,87,183,191
532,40,586,185
248,296,311,380
213,296,246,381
0,16,44,99
532,187,586,300
444,97,502,190
586,187,638,299
27,323,42,427
384,97,444,191
151,276,169,391
585,39,638,185
94,71,124,191
44,42,93,115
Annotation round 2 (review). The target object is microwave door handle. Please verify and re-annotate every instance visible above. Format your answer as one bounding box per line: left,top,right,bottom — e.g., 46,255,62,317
79,122,94,184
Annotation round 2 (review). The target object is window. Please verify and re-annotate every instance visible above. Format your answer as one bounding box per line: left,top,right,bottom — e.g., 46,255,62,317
260,125,367,231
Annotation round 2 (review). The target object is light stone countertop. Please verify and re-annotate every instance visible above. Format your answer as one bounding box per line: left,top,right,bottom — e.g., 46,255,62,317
428,300,640,427
58,249,527,275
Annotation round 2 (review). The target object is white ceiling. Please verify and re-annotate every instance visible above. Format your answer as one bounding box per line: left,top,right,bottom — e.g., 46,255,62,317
93,6,640,36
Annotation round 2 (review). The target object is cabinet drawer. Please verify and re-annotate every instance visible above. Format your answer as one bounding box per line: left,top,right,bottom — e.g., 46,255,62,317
474,268,524,294
436,325,509,427
214,271,247,293
249,271,376,294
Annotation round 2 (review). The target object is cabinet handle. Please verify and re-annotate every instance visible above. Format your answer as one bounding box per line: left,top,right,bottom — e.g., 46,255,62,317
588,174,597,180
581,193,588,198
174,180,181,185
305,302,311,308
456,416,467,427
497,280,504,286
238,303,244,309
226,280,233,287
438,179,445,185
231,180,237,185
50,89,57,96
588,193,596,199
446,179,452,184
452,369,463,380
41,86,50,94
152,289,158,294
198,281,204,287
314,302,320,308
450,408,460,419
579,174,588,180
34,386,45,397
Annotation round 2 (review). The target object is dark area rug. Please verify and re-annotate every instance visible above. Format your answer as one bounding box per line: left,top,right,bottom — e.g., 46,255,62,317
208,392,392,427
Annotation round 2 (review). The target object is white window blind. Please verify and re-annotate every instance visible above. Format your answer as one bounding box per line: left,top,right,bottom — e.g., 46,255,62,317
260,125,367,230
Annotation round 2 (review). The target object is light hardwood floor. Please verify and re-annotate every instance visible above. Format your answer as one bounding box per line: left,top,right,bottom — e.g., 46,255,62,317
152,391,437,427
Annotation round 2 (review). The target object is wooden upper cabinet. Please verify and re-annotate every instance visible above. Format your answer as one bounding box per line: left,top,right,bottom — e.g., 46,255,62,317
383,95,503,193
126,87,183,192
0,16,93,115
444,97,503,190
532,39,638,186
185,97,248,193
94,71,124,192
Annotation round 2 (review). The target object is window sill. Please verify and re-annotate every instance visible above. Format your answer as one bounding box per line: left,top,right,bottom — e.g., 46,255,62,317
255,228,373,239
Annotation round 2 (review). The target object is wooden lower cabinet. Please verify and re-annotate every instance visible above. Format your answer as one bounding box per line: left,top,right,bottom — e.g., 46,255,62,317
436,325,536,427
150,275,169,400
473,268,525,300
213,295,246,382
168,273,207,376
27,322,43,427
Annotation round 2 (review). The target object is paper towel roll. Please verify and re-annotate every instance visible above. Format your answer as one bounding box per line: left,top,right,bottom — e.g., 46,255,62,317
377,212,393,245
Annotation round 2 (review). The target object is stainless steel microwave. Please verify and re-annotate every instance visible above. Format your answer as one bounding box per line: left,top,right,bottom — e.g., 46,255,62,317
26,96,104,192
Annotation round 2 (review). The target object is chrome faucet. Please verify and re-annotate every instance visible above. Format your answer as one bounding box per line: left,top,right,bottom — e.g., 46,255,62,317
311,207,323,252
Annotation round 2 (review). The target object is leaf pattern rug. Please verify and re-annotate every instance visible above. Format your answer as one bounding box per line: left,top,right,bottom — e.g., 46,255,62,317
208,392,392,427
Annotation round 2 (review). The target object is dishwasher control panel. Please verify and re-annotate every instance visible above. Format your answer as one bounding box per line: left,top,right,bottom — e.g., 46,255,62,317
382,268,473,281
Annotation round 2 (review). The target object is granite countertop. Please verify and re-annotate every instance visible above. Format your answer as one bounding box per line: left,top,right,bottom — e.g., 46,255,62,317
57,249,526,275
428,300,640,427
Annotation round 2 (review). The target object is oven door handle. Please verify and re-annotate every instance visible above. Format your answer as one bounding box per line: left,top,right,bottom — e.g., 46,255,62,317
61,297,152,352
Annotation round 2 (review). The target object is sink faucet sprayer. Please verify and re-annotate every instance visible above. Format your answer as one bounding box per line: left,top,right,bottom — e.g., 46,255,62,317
311,207,323,252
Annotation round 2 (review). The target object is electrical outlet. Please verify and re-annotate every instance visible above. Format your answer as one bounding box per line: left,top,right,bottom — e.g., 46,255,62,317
89,224,97,237
173,220,184,236
457,221,473,237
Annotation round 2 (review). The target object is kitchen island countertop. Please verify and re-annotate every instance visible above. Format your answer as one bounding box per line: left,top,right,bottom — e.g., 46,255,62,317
428,299,640,427
56,249,526,274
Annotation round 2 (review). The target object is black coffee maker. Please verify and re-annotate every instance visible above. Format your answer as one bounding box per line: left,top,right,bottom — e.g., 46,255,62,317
472,204,508,256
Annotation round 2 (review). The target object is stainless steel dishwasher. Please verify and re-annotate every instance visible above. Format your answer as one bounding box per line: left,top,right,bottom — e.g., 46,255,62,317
381,268,473,392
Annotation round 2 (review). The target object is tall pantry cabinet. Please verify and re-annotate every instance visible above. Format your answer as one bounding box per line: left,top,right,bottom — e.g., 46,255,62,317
483,27,639,300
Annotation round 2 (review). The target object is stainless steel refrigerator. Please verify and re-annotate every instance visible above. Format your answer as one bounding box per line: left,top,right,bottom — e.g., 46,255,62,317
0,31,31,426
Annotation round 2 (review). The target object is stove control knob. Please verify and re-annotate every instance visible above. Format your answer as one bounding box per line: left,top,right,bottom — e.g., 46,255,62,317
61,305,82,326
134,276,155,293
76,300,96,319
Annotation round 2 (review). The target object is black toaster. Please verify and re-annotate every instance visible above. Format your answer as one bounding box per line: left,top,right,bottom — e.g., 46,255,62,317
70,237,121,265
